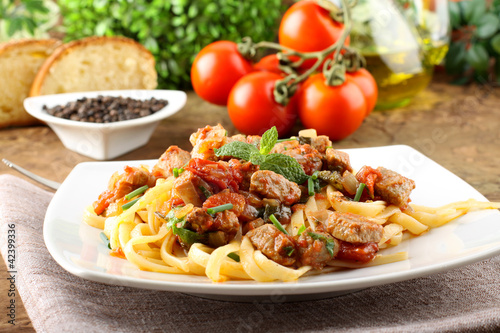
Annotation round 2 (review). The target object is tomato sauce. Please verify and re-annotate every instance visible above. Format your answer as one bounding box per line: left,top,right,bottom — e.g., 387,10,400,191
185,158,242,192
337,241,379,263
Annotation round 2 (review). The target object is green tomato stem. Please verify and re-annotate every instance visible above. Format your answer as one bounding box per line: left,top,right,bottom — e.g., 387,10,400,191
238,0,361,106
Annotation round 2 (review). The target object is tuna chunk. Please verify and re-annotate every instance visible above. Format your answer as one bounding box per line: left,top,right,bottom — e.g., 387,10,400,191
250,170,301,205
325,211,383,243
212,210,240,240
189,124,229,160
374,167,415,210
185,208,239,244
326,148,353,174
271,140,322,175
93,166,156,215
310,136,332,154
173,170,205,207
246,224,296,266
296,227,339,269
152,145,191,178
202,189,246,217
185,207,214,233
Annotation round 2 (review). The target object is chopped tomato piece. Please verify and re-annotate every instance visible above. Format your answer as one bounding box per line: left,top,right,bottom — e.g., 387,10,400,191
336,241,379,263
355,166,382,198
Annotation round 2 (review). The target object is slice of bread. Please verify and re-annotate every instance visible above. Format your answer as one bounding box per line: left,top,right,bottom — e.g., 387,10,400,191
30,36,157,97
0,39,60,128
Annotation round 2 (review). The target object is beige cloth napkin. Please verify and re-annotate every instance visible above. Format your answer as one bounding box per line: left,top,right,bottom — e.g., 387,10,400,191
1,174,500,333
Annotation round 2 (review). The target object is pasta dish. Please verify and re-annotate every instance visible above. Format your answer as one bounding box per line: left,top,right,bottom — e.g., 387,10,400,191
84,124,500,282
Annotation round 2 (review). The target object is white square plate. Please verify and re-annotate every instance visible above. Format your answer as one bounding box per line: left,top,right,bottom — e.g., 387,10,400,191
43,145,500,301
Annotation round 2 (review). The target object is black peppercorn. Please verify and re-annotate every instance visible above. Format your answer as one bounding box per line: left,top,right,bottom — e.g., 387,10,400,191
43,95,169,123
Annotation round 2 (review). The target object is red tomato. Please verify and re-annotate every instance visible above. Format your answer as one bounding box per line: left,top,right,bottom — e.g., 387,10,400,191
279,0,348,70
297,73,366,141
227,72,298,137
253,54,284,75
191,41,253,106
346,68,378,116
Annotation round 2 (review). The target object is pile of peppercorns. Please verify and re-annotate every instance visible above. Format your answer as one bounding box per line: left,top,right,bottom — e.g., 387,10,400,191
43,95,169,123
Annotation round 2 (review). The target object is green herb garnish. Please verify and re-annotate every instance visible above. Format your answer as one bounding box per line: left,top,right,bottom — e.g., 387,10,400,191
259,125,279,155
276,137,298,144
199,185,212,198
308,232,336,257
124,185,149,200
283,246,295,257
122,197,140,210
155,210,206,245
227,252,240,262
100,232,111,249
308,177,315,197
173,167,184,178
269,214,288,235
207,203,233,215
215,127,309,184
353,183,367,202
297,225,306,236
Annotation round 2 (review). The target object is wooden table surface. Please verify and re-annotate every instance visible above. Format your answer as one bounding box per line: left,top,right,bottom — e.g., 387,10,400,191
1,75,500,332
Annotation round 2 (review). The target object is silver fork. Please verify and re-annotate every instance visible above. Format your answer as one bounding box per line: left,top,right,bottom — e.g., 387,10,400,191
2,158,61,190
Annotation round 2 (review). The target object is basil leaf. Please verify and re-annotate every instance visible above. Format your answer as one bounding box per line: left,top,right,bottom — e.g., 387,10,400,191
475,13,500,39
461,0,486,24
466,43,490,73
259,126,278,155
491,34,500,54
445,42,467,75
214,141,259,161
448,2,461,29
260,153,309,184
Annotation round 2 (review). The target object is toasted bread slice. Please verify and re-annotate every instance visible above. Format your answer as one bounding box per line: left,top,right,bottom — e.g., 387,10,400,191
29,36,157,97
0,39,60,128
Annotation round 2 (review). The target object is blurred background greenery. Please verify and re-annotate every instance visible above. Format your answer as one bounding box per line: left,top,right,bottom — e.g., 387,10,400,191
2,0,500,88
1,0,284,89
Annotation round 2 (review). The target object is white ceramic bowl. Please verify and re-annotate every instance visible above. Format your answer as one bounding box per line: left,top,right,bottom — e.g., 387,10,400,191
24,90,187,160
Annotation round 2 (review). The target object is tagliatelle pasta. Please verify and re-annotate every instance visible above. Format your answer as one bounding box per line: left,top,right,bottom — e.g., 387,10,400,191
83,125,500,282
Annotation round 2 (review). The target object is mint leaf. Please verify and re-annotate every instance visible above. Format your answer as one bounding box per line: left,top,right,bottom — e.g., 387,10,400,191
259,126,278,155
214,141,259,161
260,153,308,184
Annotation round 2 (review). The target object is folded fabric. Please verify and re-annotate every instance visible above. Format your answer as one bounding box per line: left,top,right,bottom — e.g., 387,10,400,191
1,174,499,333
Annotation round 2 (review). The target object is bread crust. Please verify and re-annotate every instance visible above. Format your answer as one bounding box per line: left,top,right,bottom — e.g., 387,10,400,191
0,38,60,55
0,39,60,128
29,36,156,97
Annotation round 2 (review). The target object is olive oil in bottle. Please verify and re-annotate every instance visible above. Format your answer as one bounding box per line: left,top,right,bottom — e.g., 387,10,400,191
350,0,450,110
363,42,448,110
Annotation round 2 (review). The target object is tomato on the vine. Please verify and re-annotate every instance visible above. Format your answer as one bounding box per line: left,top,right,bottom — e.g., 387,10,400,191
227,71,298,137
279,0,349,70
346,68,378,116
191,41,254,106
297,73,366,141
253,54,284,75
